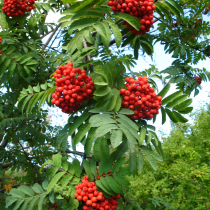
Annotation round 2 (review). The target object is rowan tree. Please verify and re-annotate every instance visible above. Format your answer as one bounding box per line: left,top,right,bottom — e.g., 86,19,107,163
0,0,210,209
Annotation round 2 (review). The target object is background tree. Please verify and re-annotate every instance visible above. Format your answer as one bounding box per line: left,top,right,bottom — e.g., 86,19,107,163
0,0,210,209
126,104,210,210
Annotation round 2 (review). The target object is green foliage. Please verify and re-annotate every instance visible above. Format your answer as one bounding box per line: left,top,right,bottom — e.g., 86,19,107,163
1,0,210,209
125,105,210,210
6,183,47,210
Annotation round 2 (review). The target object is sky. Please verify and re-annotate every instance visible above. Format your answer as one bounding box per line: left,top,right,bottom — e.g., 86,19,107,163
45,8,210,151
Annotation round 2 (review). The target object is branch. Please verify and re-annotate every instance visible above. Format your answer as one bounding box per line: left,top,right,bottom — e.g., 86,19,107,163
18,141,41,179
83,38,91,62
2,162,12,169
0,138,8,148
42,23,62,50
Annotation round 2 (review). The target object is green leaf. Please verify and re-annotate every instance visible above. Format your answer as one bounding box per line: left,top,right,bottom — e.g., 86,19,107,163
85,127,97,155
101,21,111,49
96,180,114,195
10,200,24,210
146,131,152,145
88,108,106,113
32,183,43,194
129,151,136,172
118,124,136,153
42,180,48,191
167,0,184,15
140,146,163,161
69,112,90,136
118,108,134,115
6,197,17,208
110,130,122,148
172,111,188,123
100,177,116,195
6,46,16,54
94,22,106,37
94,86,111,97
159,0,180,19
19,55,33,64
33,84,40,92
137,153,144,173
117,114,138,130
90,157,97,179
74,0,101,12
158,83,170,98
47,172,66,194
173,99,193,111
19,198,32,210
84,29,94,44
161,107,166,125
166,94,189,108
94,81,108,86
0,58,11,76
95,124,118,138
89,114,115,127
165,108,178,123
18,186,34,197
141,40,153,55
123,205,133,210
105,176,123,194
25,60,39,65
38,194,47,210
69,18,96,30
45,168,59,179
72,159,82,177
139,127,146,146
60,174,73,187
117,118,139,140
161,90,183,105
52,152,62,168
72,11,104,20
100,138,110,160
28,197,39,210
95,33,101,51
9,189,25,198
112,157,126,173
116,167,131,176
106,19,122,48
113,94,122,113
93,138,102,162
74,123,91,145
83,160,94,182
112,13,140,31
112,139,128,161
106,89,119,112
112,174,130,188
0,12,9,30
144,155,157,170
178,106,193,114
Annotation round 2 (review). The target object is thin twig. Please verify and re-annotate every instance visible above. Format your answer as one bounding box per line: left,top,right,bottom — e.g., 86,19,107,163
18,141,41,179
42,23,62,50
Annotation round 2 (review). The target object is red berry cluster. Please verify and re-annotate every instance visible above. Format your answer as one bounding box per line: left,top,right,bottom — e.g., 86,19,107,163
120,76,162,120
75,175,120,210
51,62,94,114
0,37,2,54
108,0,155,35
2,0,36,18
193,75,201,85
